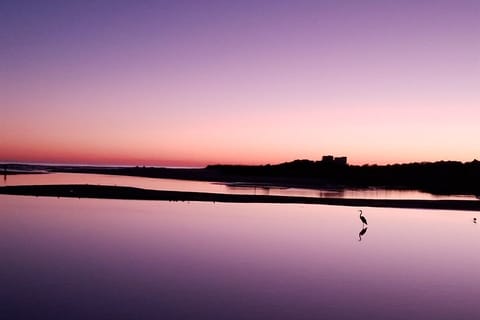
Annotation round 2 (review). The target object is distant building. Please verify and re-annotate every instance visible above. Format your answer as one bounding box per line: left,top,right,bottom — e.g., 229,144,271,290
322,155,334,163
334,156,347,165
321,155,347,165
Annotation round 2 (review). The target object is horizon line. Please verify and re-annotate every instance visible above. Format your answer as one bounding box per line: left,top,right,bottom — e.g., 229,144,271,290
2,158,479,169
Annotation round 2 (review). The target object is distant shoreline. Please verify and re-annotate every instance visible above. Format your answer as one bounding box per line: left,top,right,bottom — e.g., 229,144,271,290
3,160,480,197
1,184,479,211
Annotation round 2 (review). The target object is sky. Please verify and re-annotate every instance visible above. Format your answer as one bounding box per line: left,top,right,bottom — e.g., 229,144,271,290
1,0,479,166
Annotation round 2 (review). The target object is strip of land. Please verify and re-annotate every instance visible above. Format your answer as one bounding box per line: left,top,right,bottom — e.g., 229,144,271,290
1,184,479,211
3,160,480,196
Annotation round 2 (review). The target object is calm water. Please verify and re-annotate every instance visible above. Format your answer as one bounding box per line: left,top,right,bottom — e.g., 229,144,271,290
2,172,476,200
1,195,479,319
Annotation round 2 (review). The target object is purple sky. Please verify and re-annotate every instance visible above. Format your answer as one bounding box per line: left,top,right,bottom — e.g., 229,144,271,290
2,0,479,165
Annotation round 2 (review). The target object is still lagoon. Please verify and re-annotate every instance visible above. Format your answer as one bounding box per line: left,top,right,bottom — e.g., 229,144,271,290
1,193,479,319
2,172,477,200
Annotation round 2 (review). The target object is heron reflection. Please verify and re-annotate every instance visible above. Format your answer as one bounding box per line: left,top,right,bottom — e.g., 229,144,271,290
358,226,368,241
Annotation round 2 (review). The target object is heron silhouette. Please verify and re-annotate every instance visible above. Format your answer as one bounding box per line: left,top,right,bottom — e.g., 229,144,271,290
358,226,368,241
359,210,368,226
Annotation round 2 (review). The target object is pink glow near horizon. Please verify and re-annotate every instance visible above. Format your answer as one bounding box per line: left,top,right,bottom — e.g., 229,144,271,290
1,1,479,166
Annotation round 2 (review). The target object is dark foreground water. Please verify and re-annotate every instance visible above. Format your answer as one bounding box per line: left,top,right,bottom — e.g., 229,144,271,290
1,195,479,319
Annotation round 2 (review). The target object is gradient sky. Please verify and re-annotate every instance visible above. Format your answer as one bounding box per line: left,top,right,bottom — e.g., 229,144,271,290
1,0,479,166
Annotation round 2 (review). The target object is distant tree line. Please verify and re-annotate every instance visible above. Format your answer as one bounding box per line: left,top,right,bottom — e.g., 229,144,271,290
7,159,480,196
207,159,480,195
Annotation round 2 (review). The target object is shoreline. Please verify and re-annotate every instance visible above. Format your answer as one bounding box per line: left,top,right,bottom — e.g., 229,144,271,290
1,184,480,211
3,162,480,197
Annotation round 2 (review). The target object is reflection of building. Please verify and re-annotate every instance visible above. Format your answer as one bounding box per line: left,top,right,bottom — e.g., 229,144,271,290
322,155,347,165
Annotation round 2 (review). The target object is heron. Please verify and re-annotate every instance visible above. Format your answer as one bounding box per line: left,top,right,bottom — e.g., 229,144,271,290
359,210,368,226
358,227,368,241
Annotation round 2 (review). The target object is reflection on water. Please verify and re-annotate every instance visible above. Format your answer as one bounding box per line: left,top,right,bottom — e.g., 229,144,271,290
3,172,477,200
358,226,368,241
1,196,480,319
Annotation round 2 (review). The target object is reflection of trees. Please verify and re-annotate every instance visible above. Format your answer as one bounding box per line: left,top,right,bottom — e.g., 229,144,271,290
318,189,344,198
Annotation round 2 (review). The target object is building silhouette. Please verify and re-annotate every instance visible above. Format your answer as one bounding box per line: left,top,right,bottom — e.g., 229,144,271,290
322,155,347,165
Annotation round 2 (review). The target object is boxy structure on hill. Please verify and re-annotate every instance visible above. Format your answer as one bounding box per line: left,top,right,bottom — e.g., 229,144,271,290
322,155,347,166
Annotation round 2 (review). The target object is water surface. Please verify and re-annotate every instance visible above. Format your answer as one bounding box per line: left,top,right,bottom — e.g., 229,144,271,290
1,195,479,319
3,172,475,200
